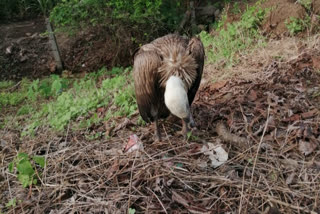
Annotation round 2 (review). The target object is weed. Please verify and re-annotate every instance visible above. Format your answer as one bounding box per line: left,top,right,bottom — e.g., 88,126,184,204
129,208,136,214
9,153,46,188
200,2,268,66
17,105,32,116
0,81,14,89
231,2,241,14
85,131,104,141
285,16,310,35
297,0,312,11
6,198,17,208
21,67,137,136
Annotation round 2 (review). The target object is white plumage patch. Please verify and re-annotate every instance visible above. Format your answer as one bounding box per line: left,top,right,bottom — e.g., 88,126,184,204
164,76,190,119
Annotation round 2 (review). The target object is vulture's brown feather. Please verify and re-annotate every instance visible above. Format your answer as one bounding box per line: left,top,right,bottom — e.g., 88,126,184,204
133,34,205,140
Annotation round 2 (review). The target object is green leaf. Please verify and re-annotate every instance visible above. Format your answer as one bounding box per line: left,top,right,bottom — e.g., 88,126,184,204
17,159,34,176
17,174,32,188
33,156,46,168
17,152,29,160
6,198,16,208
129,208,136,214
52,79,62,95
8,162,14,172
33,178,38,185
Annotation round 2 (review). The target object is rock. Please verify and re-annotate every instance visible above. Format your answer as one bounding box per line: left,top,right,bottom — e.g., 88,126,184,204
6,46,13,54
20,55,28,62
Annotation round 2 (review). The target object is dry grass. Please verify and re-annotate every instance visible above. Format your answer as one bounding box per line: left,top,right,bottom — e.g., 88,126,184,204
203,34,320,84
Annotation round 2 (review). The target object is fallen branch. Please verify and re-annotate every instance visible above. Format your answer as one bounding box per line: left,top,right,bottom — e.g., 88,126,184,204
216,122,247,145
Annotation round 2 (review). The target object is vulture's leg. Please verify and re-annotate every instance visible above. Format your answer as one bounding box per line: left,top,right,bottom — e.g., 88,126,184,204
181,118,190,140
181,113,195,140
154,118,162,142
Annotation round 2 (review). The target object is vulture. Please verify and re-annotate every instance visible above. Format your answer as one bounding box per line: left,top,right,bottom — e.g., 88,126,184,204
133,34,205,141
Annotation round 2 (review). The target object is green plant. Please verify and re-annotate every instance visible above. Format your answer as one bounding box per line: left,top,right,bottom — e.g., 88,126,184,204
231,2,241,14
6,198,17,208
0,0,60,20
0,81,14,89
285,16,310,35
200,3,268,66
129,208,136,214
8,153,46,188
22,67,137,137
27,75,69,100
17,105,32,116
50,0,184,35
297,0,312,11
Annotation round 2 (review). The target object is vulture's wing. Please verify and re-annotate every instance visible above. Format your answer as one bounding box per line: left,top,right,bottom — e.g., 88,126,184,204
187,36,205,104
133,49,162,122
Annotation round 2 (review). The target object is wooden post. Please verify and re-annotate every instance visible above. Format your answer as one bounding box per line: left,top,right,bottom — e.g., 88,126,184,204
46,18,63,72
190,1,197,35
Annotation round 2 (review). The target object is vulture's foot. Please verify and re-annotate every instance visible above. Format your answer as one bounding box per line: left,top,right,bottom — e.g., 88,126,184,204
181,118,190,141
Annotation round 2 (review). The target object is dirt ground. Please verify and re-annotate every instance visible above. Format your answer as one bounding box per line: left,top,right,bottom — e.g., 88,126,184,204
0,18,53,80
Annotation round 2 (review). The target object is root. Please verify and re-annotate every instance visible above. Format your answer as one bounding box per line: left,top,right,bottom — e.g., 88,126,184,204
216,122,247,145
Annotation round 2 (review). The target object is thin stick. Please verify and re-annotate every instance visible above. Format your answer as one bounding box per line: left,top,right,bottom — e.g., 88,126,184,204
268,197,318,214
249,104,271,191
238,165,248,213
6,173,15,214
128,152,138,212
147,187,168,214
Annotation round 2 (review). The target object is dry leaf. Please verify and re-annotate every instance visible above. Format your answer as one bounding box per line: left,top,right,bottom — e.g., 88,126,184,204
172,191,189,207
248,89,258,101
301,109,318,119
299,140,317,156
107,159,119,179
201,143,228,168
210,80,227,91
124,134,144,153
312,56,320,70
114,118,134,132
286,172,296,185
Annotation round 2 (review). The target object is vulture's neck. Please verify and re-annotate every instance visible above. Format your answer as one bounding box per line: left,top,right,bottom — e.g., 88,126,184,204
164,76,190,119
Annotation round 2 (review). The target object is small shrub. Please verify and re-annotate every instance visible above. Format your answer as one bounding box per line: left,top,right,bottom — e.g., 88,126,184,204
200,3,268,66
285,16,310,35
8,153,46,188
0,81,14,89
297,0,312,11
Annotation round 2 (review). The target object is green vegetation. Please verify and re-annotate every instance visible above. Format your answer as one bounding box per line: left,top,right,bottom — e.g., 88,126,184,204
0,67,137,138
6,198,17,208
0,81,14,89
297,0,312,11
0,0,60,20
50,0,184,34
200,2,268,66
285,16,311,35
8,153,46,188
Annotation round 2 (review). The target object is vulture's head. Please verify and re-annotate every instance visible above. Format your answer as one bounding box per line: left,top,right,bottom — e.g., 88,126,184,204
164,76,195,128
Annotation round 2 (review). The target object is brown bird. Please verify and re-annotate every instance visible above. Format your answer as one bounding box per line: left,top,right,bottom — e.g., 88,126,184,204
133,34,205,141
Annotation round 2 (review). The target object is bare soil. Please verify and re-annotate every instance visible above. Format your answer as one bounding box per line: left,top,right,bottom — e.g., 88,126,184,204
261,0,306,36
0,18,53,80
226,0,320,37
55,26,136,74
